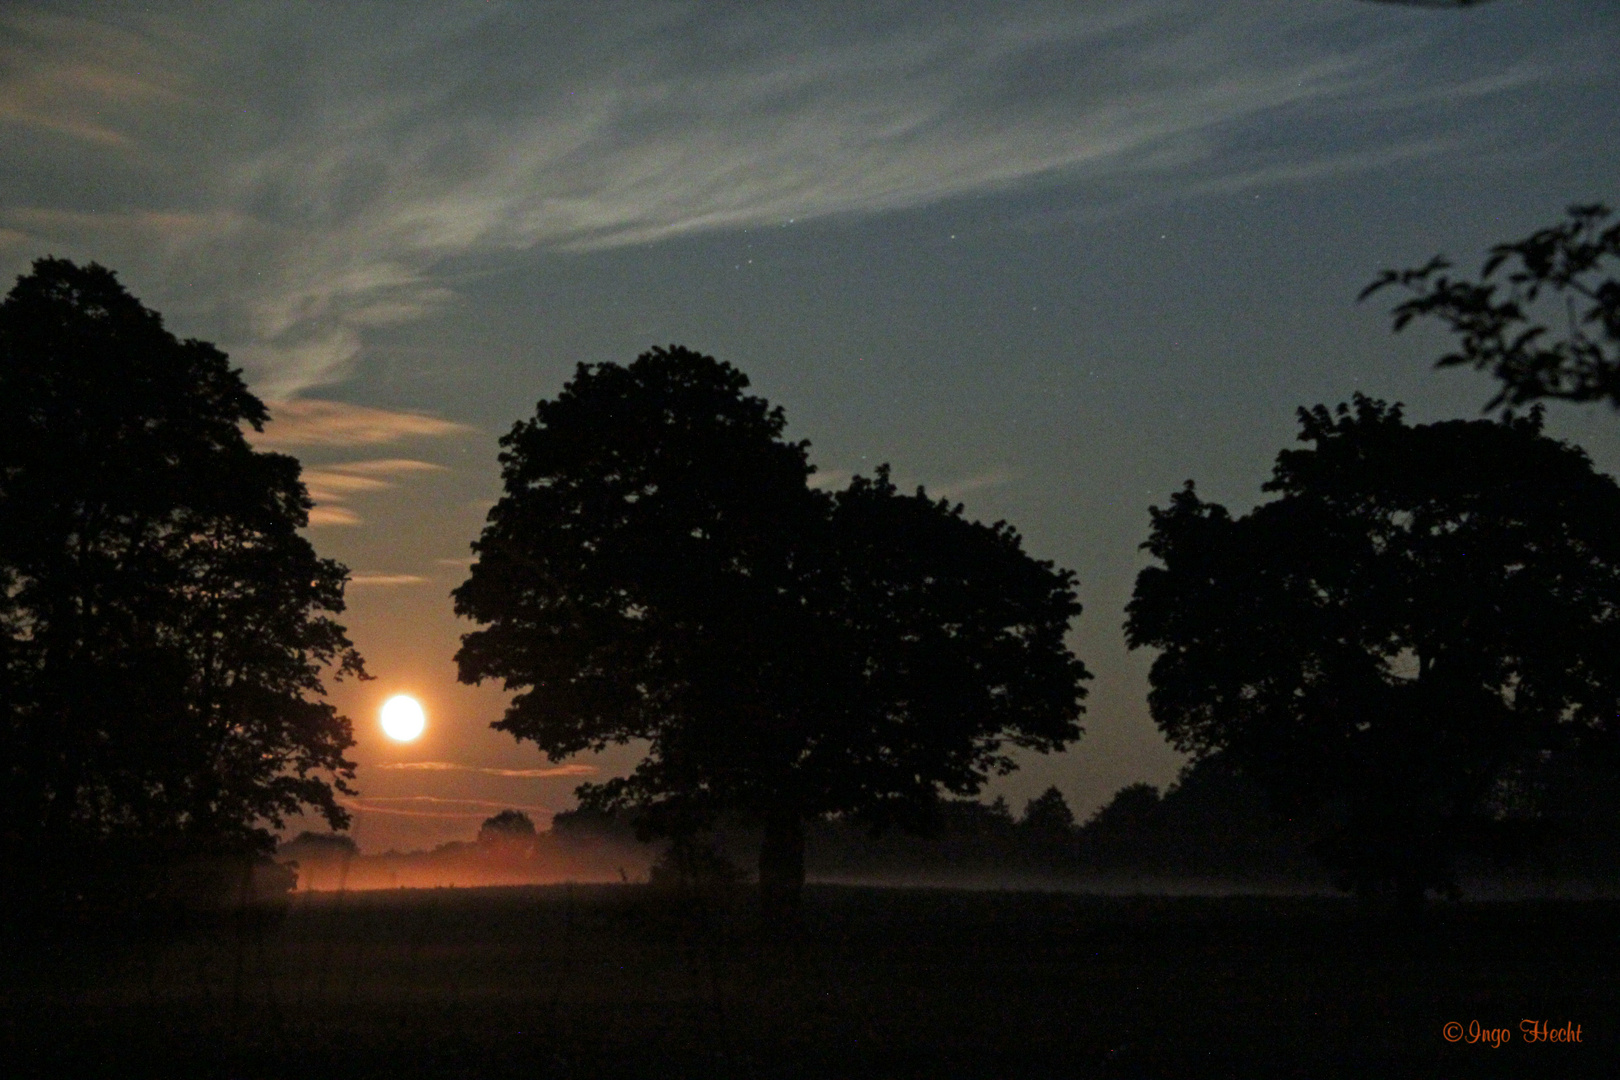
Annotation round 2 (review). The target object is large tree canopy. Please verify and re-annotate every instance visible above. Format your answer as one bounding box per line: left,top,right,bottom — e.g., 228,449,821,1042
454,346,1088,913
1364,203,1620,412
0,259,364,912
1125,396,1620,906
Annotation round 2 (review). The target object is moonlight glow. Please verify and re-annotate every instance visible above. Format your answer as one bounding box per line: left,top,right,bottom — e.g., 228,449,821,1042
380,695,426,742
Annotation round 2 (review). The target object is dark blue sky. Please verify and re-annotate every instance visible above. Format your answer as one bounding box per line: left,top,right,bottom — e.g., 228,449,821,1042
4,0,1617,850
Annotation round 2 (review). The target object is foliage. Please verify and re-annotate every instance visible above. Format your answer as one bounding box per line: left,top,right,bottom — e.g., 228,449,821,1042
454,346,1088,911
648,836,743,889
478,809,538,844
279,831,361,859
0,259,364,914
1020,786,1076,834
1363,203,1620,411
1125,395,1620,905
549,805,636,841
1070,757,1318,878
1083,783,1162,835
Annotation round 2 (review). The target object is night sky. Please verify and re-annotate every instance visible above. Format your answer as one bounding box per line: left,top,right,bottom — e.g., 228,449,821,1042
4,1,1618,852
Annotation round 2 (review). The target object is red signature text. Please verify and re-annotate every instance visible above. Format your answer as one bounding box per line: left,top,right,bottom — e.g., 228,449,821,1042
1442,1021,1510,1047
1443,1020,1584,1047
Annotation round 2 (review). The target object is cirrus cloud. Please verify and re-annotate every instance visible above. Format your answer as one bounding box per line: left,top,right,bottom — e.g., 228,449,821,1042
377,761,598,778
287,452,455,528
253,399,473,449
338,795,558,820
0,1,1586,397
347,573,429,587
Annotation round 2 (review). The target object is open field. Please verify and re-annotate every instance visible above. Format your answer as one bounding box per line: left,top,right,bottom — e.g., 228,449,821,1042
2,885,1613,1079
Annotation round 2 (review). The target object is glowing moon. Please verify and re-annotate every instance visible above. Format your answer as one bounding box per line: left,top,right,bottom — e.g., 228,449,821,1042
380,694,426,742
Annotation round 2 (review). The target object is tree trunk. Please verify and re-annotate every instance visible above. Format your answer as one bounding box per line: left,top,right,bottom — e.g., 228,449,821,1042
758,806,805,924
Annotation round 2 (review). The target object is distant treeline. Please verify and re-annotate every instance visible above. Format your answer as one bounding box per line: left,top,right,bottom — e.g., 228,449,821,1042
277,751,1620,891
796,754,1322,883
789,752,1620,887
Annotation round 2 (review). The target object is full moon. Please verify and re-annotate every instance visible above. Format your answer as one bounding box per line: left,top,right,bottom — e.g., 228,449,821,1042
380,694,426,742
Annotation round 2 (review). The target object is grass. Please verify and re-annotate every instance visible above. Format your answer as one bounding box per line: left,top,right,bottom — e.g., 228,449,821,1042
2,884,1614,1078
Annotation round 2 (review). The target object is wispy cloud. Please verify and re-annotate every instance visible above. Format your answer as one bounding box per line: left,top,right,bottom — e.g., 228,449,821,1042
0,9,188,148
339,795,557,820
298,457,452,527
377,761,597,778
931,468,1015,500
247,400,464,527
807,469,851,491
292,460,455,531
307,505,361,528
327,458,451,476
0,2,1578,395
348,573,429,587
301,470,393,503
253,399,472,449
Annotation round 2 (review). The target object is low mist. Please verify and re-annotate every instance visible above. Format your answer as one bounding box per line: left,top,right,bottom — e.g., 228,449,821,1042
276,752,1620,899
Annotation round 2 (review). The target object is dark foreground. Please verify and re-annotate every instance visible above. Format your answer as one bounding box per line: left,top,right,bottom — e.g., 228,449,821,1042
1,885,1612,1079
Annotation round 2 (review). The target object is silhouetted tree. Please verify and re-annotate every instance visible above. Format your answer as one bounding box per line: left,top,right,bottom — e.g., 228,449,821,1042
478,809,538,845
454,346,1089,918
648,836,742,889
0,259,364,921
1073,758,1318,878
985,796,1016,827
1021,787,1076,835
1085,783,1163,831
1126,396,1620,909
1075,783,1165,869
549,805,635,841
934,796,1017,840
1364,204,1620,411
1525,750,1620,879
279,831,361,859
